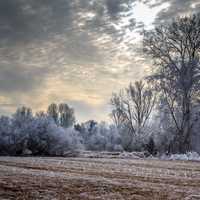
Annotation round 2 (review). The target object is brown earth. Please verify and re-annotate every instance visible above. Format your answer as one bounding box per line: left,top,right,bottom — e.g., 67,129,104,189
0,156,199,200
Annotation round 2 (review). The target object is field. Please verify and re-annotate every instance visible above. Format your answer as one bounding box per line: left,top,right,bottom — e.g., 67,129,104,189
0,153,199,200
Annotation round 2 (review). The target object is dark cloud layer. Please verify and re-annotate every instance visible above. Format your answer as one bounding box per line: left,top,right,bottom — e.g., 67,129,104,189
0,0,134,45
0,0,73,44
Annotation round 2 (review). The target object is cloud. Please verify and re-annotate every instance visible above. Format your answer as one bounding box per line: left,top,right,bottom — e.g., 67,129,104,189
0,64,44,93
0,0,198,121
0,0,74,44
0,0,135,90
0,0,134,45
66,100,111,122
144,0,200,24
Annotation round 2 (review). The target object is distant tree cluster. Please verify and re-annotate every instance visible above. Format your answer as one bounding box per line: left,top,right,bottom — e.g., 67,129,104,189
0,105,81,156
75,120,123,152
47,103,75,128
0,105,124,156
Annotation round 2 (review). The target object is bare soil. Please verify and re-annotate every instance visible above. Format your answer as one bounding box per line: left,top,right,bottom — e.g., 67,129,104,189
0,156,199,200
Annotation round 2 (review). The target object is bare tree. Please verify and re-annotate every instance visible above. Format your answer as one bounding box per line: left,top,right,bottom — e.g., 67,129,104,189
58,103,75,128
47,103,75,128
47,103,59,124
143,13,200,153
111,81,156,136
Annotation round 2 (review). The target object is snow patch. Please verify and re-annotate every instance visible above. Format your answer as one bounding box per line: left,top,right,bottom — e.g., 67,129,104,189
161,152,200,161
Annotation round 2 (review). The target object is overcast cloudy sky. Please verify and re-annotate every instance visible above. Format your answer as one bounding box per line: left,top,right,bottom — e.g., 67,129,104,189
0,0,199,122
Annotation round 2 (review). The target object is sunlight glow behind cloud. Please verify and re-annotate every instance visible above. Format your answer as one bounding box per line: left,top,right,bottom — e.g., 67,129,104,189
132,1,170,28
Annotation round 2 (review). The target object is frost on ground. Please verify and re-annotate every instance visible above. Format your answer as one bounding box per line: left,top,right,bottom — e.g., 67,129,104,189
0,154,199,200
161,152,200,161
76,151,147,159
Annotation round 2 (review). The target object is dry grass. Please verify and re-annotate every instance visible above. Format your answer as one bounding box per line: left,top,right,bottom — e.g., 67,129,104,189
0,156,199,200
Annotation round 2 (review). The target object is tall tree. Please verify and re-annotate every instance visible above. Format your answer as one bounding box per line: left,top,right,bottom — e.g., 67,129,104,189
58,103,75,128
143,13,200,153
111,81,155,136
11,106,33,155
47,103,59,124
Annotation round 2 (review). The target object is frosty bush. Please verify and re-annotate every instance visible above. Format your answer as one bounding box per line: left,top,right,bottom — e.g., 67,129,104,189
161,152,200,161
0,116,12,155
0,106,124,156
75,121,123,152
0,107,83,156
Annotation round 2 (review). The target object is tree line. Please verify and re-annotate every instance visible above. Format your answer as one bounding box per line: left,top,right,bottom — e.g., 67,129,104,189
0,104,124,156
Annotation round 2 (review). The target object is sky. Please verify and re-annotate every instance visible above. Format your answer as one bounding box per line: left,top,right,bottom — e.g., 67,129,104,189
0,0,199,122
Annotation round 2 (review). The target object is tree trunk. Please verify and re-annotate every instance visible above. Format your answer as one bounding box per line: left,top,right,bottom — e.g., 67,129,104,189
177,96,192,153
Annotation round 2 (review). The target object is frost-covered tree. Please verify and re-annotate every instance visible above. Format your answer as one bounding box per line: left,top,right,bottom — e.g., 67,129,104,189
27,115,56,155
27,115,82,156
105,124,123,152
75,120,98,149
58,103,75,128
75,121,123,151
11,106,34,155
47,103,59,125
144,13,200,153
0,104,82,156
110,81,155,151
47,103,75,128
35,111,47,118
27,114,83,156
0,116,12,155
190,102,200,153
111,81,155,135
